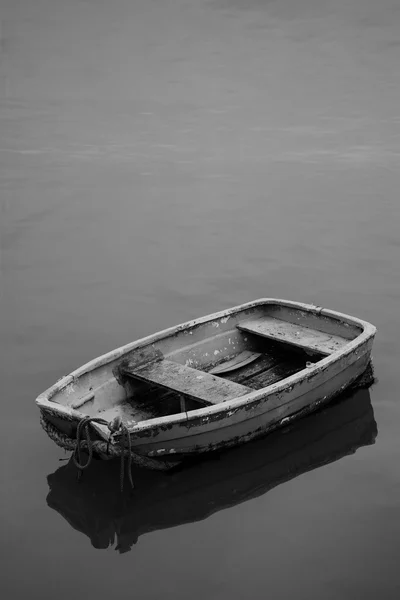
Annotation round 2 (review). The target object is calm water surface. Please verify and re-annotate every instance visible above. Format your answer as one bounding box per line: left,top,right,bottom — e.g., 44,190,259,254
1,1,400,598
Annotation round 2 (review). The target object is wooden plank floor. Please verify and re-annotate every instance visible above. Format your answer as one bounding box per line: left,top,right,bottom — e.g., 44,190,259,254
225,352,307,389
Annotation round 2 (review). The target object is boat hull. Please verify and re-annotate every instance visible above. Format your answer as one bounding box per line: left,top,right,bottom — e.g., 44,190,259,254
36,299,376,466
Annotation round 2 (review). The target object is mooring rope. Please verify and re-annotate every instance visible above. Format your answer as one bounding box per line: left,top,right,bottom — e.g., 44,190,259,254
72,416,108,472
40,412,172,490
71,416,134,490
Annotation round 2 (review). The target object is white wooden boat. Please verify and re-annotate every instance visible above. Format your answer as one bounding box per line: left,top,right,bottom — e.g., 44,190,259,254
46,388,377,552
36,299,376,465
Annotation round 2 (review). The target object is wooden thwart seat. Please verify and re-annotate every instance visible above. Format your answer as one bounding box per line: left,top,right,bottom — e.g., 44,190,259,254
237,316,348,355
120,359,251,405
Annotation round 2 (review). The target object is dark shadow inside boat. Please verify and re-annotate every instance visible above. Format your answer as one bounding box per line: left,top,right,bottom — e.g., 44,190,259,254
46,387,377,554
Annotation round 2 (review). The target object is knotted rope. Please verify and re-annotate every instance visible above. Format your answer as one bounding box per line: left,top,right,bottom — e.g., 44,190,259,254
72,416,112,479
71,416,134,491
40,412,172,490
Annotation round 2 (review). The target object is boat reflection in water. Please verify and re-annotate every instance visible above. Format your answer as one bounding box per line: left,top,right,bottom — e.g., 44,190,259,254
46,388,377,554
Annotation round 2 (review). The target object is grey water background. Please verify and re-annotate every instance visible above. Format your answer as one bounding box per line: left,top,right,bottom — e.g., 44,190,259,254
1,0,400,598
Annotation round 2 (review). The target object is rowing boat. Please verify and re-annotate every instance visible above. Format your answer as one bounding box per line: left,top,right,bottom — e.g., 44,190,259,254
36,299,376,465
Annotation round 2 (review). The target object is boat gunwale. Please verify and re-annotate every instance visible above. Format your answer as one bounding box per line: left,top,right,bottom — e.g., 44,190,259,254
35,298,376,436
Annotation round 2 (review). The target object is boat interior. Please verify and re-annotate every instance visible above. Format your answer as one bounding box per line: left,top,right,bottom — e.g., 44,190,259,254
82,303,363,425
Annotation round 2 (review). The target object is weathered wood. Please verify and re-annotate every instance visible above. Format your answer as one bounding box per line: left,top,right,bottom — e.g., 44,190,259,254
125,354,282,411
120,346,164,371
121,359,250,405
246,361,303,390
71,392,95,410
237,317,348,355
209,351,261,375
126,354,292,409
227,354,281,383
268,306,362,340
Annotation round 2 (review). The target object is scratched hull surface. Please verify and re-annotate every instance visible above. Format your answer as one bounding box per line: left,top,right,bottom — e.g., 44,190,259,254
46,388,377,552
36,299,376,460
